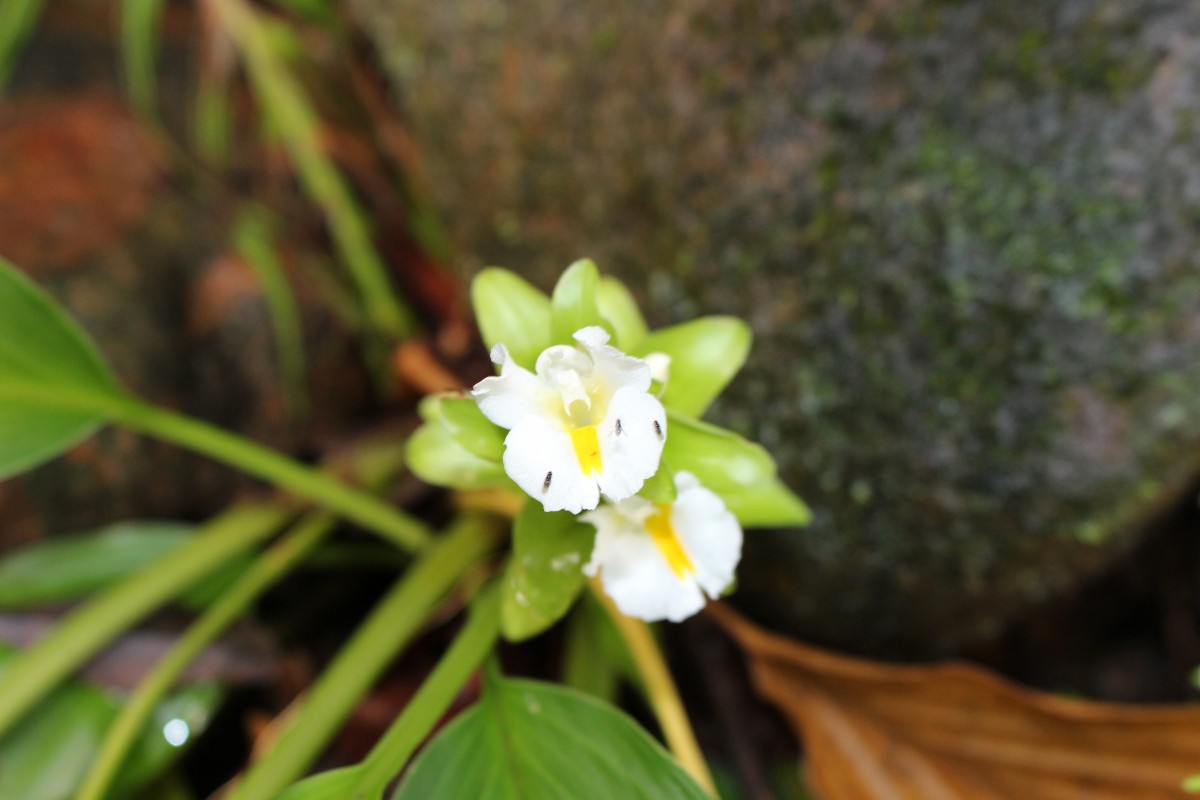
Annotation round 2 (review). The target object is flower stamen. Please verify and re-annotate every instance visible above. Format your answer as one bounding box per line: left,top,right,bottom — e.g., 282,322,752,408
645,504,695,578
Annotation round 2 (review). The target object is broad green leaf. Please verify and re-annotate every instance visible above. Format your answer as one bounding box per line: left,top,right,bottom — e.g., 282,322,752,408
405,422,509,490
596,277,648,351
277,767,361,800
551,259,609,344
0,522,192,609
471,268,552,370
0,258,121,480
438,396,505,463
391,674,710,800
0,522,255,611
636,317,751,417
502,500,595,641
719,479,812,528
0,645,221,800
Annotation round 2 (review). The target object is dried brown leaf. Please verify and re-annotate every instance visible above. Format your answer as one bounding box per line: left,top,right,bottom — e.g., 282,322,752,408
712,604,1200,800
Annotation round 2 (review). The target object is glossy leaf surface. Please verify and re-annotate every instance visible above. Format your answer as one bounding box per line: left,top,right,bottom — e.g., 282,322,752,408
501,500,595,641
391,674,710,800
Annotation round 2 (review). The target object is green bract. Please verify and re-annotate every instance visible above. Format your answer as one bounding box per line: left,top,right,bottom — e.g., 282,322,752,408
501,499,596,641
405,395,510,491
634,316,750,418
411,261,810,529
470,268,552,370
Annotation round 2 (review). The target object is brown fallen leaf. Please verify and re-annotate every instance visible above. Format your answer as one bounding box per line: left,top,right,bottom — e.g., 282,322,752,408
711,604,1200,800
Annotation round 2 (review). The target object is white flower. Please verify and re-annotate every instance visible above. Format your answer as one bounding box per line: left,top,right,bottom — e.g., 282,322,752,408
472,326,667,513
582,471,742,623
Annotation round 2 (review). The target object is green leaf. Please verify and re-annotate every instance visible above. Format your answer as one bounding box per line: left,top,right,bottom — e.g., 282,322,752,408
663,413,808,527
561,594,635,702
391,674,710,800
194,73,233,164
663,413,774,491
596,277,648,351
636,317,751,417
214,0,415,338
551,259,609,344
120,0,166,118
0,645,221,800
637,463,677,504
0,258,121,480
438,396,505,463
471,268,553,370
0,522,256,611
233,205,308,417
0,0,46,90
0,522,192,609
277,767,361,800
405,422,509,491
719,479,812,528
502,500,595,641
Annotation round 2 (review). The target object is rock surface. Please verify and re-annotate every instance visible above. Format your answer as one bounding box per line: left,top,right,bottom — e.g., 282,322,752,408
354,0,1200,653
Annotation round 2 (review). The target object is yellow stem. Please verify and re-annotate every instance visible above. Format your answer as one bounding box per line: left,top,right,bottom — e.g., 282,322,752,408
590,578,718,798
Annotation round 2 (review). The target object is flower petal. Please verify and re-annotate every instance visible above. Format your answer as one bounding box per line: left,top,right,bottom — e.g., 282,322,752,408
669,472,742,599
596,387,667,502
584,502,706,623
576,327,652,395
503,414,600,513
472,344,551,430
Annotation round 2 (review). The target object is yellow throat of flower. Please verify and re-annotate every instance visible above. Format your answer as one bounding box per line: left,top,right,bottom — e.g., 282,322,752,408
645,504,695,578
570,424,603,475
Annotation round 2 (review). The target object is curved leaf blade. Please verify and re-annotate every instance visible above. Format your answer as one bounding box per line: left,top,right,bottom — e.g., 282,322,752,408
0,522,192,609
0,644,221,800
663,413,808,527
0,258,120,479
391,675,710,800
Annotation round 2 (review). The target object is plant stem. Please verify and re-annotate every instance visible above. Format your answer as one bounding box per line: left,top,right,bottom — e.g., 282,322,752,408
591,579,718,798
75,512,335,800
0,504,291,741
100,393,431,551
353,581,501,795
228,514,498,800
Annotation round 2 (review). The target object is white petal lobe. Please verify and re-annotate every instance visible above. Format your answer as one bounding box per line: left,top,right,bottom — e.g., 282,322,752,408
503,416,599,513
596,388,666,502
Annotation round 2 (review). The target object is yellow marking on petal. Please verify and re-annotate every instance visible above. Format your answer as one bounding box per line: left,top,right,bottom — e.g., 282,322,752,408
645,504,695,578
570,424,603,475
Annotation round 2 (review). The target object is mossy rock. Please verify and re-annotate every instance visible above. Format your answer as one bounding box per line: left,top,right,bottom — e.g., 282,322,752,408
354,0,1200,653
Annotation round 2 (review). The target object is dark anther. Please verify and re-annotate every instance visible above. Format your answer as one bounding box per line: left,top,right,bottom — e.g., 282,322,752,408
543,471,553,492
653,420,664,440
